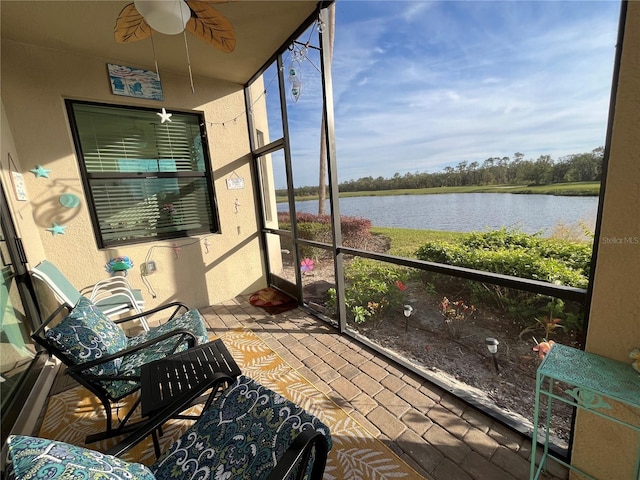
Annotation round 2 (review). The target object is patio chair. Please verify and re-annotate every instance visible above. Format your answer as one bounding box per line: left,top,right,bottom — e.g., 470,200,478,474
31,260,149,330
31,296,211,444
5,375,331,480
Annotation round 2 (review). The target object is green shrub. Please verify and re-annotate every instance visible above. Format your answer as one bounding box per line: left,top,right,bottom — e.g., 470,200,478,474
415,228,592,330
461,229,592,276
416,241,588,288
416,228,590,288
327,258,408,324
297,222,332,260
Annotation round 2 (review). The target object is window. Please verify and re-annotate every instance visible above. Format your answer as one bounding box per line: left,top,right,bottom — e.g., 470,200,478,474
256,130,275,224
66,100,219,248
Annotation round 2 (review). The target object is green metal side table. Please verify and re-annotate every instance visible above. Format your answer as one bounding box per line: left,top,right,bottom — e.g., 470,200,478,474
530,343,640,480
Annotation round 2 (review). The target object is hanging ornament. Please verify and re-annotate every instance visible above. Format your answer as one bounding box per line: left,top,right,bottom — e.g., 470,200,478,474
203,237,210,254
30,165,51,178
288,60,303,102
46,223,67,236
172,242,181,258
290,78,302,102
287,41,309,103
288,60,300,81
157,107,173,123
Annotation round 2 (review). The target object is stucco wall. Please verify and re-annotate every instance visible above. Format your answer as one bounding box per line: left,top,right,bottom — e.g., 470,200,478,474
1,39,268,311
1,102,46,263
570,2,640,478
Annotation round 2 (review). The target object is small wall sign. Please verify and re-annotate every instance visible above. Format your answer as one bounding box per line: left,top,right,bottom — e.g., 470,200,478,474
226,177,245,190
108,63,164,101
12,172,27,201
8,154,27,201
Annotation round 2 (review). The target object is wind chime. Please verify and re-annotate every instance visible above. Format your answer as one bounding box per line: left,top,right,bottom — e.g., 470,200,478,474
287,12,325,103
288,45,305,103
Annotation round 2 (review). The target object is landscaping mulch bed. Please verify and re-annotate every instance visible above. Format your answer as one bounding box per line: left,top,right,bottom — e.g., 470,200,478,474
287,232,579,447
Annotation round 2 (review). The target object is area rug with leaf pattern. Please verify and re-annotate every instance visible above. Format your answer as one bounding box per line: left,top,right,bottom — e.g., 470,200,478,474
38,328,427,479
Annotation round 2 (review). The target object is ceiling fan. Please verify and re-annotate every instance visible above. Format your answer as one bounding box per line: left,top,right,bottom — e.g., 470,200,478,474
115,0,236,53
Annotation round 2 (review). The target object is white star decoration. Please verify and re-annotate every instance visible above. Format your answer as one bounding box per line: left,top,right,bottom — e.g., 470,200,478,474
157,108,173,123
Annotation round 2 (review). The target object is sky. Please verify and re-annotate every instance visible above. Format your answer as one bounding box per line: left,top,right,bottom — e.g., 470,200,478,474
271,0,621,187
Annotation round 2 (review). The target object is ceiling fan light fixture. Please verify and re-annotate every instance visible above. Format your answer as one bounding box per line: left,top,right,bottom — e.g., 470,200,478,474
134,0,191,35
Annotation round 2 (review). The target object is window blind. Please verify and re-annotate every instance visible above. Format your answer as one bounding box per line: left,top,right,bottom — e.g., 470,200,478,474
67,101,218,247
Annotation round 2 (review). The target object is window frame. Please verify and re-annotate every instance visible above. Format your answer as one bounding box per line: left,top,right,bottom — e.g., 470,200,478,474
66,99,220,249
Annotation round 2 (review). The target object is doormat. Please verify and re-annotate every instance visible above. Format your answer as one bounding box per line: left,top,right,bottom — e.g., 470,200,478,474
38,328,428,479
249,287,298,314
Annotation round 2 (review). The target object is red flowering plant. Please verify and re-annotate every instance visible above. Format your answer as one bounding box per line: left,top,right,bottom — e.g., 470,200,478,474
439,297,476,338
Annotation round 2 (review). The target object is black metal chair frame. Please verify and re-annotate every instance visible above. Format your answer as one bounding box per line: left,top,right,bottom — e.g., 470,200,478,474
32,301,201,443
264,429,329,480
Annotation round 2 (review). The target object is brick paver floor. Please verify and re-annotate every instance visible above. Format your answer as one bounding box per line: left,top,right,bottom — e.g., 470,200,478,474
201,296,568,480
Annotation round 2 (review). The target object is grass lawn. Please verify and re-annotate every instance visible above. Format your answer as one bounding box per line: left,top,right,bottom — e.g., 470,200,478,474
371,227,466,258
278,182,600,203
371,224,592,258
339,182,600,198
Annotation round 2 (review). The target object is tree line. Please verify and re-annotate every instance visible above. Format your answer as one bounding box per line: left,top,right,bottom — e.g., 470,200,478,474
281,148,603,197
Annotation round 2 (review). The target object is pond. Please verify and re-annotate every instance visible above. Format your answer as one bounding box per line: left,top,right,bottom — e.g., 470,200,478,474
286,193,599,235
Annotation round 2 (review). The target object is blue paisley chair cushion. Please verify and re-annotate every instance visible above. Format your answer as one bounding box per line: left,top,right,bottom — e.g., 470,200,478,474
151,375,332,480
101,309,210,399
5,435,155,480
45,296,128,376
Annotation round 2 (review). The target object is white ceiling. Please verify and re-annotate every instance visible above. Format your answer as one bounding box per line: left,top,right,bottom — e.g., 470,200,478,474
0,1,321,85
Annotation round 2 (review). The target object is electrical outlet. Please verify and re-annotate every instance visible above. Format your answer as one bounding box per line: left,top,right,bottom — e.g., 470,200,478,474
140,260,156,276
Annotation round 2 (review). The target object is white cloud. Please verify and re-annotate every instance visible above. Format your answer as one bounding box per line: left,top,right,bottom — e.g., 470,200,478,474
281,0,620,186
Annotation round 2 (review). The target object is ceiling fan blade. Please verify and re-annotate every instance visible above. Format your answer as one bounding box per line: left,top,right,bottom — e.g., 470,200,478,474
114,3,152,43
186,1,236,53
